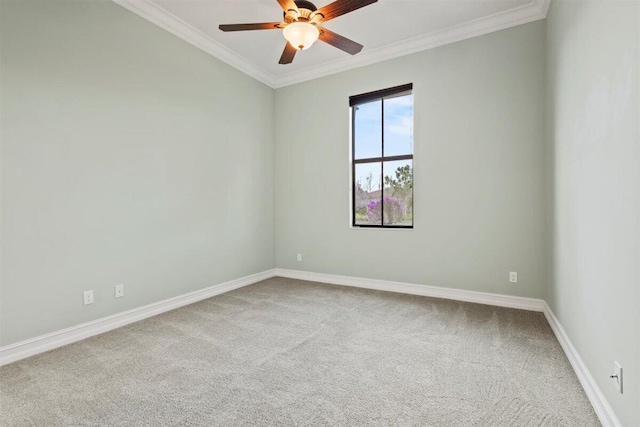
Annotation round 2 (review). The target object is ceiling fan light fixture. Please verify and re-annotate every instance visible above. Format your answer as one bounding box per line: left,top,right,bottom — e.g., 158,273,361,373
219,0,377,64
283,22,319,50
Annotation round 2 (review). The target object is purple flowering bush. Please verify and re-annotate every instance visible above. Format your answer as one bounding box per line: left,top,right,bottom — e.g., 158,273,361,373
367,197,404,224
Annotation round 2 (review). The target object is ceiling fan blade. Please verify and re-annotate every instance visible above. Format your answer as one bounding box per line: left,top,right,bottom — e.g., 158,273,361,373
219,22,285,32
277,0,299,13
318,27,363,55
279,42,298,64
313,0,377,22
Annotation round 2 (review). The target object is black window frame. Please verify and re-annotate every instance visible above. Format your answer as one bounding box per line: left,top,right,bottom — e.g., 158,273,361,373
350,83,414,229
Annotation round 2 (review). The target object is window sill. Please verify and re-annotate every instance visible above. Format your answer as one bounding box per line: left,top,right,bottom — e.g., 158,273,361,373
350,225,414,231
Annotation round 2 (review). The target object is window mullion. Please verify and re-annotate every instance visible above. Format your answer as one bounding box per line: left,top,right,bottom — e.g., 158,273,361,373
354,155,413,164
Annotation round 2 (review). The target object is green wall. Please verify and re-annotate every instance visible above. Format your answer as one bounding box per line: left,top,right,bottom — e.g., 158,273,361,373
546,0,640,425
274,22,548,299
0,0,275,346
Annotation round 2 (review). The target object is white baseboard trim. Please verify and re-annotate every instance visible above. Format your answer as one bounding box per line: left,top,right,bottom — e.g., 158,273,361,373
542,303,622,427
273,269,618,427
273,268,546,312
0,269,277,367
0,268,544,367
1,267,620,427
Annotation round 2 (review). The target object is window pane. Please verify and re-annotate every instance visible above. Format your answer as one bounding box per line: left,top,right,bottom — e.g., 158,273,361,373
383,94,413,157
383,160,413,226
354,162,382,225
354,100,382,159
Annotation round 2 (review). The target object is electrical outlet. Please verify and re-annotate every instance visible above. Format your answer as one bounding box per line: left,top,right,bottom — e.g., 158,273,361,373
611,362,623,393
297,253,302,262
114,284,124,298
509,272,518,283
83,290,94,306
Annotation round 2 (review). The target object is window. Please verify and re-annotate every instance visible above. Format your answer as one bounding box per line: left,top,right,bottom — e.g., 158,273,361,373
351,84,413,228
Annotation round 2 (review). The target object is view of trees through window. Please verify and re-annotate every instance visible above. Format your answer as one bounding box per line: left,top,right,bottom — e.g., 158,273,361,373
351,85,413,227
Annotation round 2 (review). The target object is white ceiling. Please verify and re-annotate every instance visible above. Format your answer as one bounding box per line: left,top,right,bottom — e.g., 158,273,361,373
114,0,550,87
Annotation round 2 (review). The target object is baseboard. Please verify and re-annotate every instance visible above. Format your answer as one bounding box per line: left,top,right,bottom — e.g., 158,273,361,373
1,267,620,427
0,268,543,367
273,268,546,312
543,303,622,427
0,269,277,367
274,269,618,426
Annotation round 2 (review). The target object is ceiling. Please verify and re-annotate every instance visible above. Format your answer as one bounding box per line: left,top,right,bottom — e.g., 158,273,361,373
114,0,550,88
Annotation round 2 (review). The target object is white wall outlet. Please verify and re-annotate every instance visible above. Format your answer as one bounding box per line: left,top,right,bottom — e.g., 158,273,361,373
83,290,94,305
611,362,623,393
509,272,518,283
114,284,124,298
296,253,302,262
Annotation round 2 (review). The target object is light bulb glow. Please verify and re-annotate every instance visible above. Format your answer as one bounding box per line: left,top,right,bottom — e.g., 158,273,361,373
283,22,320,51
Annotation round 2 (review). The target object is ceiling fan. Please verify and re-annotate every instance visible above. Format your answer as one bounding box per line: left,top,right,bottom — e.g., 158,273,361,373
219,0,378,64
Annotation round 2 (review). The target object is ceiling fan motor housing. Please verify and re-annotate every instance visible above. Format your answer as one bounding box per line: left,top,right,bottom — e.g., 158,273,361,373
285,1,319,22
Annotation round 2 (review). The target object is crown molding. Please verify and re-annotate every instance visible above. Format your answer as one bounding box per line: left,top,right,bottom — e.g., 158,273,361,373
540,0,553,17
112,0,276,87
112,0,550,89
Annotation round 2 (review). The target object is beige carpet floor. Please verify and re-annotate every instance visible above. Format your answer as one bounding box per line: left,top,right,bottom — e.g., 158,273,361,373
0,277,599,426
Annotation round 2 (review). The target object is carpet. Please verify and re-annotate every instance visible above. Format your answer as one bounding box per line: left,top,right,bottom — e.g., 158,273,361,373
0,277,600,426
